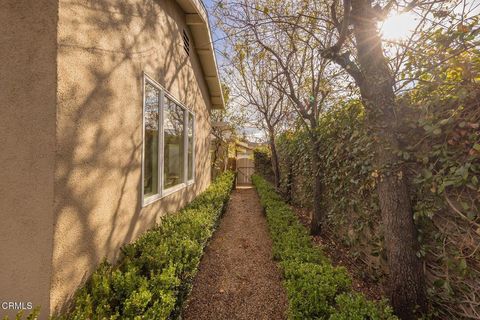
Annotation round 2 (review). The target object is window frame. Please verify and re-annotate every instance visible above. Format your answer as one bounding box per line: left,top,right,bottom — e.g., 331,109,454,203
141,73,196,207
186,111,195,185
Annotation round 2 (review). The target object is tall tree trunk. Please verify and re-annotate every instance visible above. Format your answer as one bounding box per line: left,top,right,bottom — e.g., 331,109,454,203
351,0,427,318
269,129,281,188
310,133,323,235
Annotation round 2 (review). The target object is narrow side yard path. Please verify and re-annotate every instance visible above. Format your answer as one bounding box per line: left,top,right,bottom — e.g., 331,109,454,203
182,187,287,320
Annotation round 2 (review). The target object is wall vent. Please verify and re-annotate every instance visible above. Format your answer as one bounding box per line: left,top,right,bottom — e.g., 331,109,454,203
183,30,190,56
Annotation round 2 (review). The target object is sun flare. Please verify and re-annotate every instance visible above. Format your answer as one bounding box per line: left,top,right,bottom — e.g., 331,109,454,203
380,12,419,40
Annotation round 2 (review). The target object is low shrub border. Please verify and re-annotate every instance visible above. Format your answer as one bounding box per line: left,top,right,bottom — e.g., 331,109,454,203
54,171,235,320
252,174,397,320
1,308,40,320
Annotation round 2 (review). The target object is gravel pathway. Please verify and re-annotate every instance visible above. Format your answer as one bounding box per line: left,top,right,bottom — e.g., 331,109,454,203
182,187,288,320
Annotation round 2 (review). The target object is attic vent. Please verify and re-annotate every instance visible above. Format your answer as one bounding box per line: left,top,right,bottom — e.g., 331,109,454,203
183,30,190,56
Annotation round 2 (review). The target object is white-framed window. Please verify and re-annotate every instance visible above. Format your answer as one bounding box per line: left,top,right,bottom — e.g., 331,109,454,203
142,73,195,206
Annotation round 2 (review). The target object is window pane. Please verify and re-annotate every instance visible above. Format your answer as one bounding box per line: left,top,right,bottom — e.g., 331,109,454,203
144,82,159,197
187,113,194,181
164,98,185,189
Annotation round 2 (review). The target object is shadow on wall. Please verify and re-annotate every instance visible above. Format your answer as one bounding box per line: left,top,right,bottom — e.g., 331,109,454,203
52,0,212,314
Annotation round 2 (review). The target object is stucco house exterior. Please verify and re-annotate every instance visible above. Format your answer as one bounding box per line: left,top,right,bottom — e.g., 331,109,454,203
0,0,224,318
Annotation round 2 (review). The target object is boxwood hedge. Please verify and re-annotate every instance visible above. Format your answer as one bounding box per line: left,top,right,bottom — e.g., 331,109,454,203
53,171,235,320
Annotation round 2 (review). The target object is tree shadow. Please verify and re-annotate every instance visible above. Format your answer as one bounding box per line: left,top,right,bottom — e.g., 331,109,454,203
51,0,214,314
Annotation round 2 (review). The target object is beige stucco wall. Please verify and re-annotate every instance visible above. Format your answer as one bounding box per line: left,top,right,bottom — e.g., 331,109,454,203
0,1,58,319
50,0,212,315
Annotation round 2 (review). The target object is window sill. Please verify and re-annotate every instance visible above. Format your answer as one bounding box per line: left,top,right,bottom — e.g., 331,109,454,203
142,180,196,208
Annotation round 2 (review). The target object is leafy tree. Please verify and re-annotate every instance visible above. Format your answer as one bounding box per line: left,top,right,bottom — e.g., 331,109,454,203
217,0,349,235
321,2,478,315
227,43,292,187
210,84,246,175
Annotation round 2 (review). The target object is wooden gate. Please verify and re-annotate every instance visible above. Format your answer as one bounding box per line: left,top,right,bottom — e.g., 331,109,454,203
236,157,254,185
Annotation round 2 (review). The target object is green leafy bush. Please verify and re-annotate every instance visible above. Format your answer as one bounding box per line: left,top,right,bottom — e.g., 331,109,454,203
55,171,235,320
1,308,41,320
253,175,396,320
329,293,398,320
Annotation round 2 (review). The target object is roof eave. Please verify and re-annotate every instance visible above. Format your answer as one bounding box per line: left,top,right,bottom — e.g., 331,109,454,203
175,0,225,110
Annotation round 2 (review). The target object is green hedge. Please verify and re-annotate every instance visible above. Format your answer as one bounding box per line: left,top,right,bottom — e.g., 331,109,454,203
1,309,41,320
55,171,235,320
252,174,397,320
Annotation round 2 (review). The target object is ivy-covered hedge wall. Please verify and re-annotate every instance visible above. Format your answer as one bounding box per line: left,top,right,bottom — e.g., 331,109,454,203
276,45,480,317
253,147,274,180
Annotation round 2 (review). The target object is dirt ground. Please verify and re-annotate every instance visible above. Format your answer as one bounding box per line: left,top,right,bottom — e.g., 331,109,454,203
182,187,288,320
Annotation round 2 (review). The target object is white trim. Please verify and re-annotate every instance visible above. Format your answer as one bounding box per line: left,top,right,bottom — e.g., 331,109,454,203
144,183,193,206
141,75,146,206
142,74,162,207
143,193,162,207
188,112,195,183
141,72,197,208
160,87,167,197
163,183,187,198
183,109,188,184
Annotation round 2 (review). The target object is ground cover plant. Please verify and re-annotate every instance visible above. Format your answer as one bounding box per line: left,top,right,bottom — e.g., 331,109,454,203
252,174,397,320
53,171,235,320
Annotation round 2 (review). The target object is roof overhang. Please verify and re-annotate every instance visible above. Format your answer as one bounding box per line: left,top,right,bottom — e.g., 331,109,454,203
175,0,225,110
